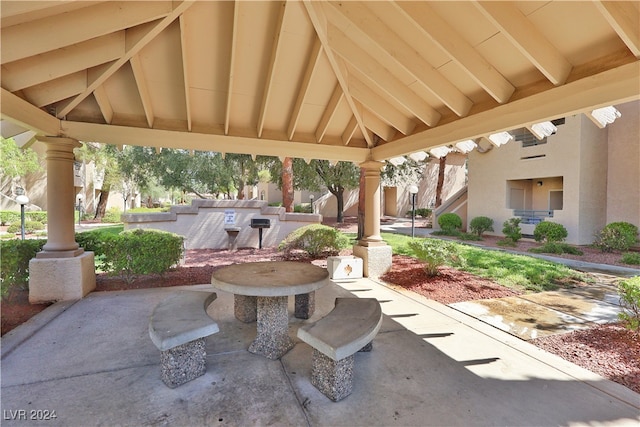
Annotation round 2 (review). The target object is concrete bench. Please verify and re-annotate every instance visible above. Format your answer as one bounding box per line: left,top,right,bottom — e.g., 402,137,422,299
149,291,219,388
297,297,383,401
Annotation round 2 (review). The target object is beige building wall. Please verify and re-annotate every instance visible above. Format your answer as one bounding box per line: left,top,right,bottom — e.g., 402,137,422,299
469,103,638,245
606,100,640,226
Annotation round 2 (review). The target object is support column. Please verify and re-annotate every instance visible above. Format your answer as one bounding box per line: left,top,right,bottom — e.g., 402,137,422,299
352,160,392,278
29,137,95,303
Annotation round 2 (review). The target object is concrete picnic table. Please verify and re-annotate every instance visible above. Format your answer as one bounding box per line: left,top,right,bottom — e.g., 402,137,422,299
211,261,329,359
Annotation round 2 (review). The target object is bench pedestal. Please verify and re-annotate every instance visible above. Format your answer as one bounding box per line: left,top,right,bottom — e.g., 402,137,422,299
248,296,294,360
311,350,354,402
160,338,206,388
294,291,315,319
234,295,258,322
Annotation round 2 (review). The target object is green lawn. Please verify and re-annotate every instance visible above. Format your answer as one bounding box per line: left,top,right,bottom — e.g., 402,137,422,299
377,232,589,293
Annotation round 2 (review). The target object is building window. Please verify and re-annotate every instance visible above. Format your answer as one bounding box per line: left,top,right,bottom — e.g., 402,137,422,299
549,190,563,210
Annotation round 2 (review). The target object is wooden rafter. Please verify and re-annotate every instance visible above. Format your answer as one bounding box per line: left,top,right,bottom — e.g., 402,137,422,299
288,38,323,140
130,54,154,128
474,1,572,86
55,1,194,119
225,1,240,136
93,86,113,124
316,84,343,143
179,14,193,131
594,0,640,59
394,1,515,104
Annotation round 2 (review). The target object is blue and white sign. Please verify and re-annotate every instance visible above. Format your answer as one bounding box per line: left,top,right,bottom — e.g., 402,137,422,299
224,209,236,225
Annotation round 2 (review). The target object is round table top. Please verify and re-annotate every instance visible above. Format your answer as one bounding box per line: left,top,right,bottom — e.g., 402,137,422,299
211,261,329,297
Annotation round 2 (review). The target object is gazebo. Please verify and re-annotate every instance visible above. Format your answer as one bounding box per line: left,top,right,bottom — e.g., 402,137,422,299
1,1,638,302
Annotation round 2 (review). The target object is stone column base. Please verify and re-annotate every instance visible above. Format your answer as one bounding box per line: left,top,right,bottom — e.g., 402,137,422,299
352,244,392,278
29,251,96,303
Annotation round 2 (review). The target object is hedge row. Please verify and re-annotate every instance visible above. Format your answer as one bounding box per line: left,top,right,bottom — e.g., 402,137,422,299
1,229,184,299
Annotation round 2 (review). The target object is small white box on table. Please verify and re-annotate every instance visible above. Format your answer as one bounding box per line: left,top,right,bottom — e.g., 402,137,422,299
327,256,363,280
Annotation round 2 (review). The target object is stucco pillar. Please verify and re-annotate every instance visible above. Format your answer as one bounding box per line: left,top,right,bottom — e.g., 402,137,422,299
29,137,95,303
352,160,392,277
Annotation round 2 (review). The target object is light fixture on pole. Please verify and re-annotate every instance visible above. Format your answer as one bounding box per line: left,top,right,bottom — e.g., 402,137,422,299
408,185,419,238
15,187,29,241
76,194,84,226
309,194,315,214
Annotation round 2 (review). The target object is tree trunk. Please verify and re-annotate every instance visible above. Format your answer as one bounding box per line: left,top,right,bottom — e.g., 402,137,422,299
357,167,365,240
282,157,294,212
435,155,447,208
335,187,345,223
94,188,110,219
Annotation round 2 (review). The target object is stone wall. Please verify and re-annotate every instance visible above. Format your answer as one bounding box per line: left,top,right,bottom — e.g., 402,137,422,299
122,199,322,250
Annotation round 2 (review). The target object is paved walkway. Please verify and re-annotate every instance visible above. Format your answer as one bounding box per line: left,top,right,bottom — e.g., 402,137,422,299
2,277,639,426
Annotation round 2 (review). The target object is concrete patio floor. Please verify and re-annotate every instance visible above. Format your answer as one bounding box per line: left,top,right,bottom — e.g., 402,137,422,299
2,277,639,427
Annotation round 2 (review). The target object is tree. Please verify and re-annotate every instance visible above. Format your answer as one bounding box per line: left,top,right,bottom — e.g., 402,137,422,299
75,143,123,219
0,137,41,180
435,156,447,208
312,160,360,223
281,157,294,212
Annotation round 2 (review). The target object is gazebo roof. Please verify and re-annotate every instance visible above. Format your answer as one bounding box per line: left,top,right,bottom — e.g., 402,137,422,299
1,1,639,163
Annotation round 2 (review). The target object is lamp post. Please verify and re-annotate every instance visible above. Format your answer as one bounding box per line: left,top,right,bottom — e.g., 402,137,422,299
76,194,84,227
309,194,315,214
408,185,418,238
15,188,29,241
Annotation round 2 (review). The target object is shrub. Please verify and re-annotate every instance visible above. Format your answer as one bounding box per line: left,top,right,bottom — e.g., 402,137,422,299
469,216,494,237
459,232,483,241
407,238,463,276
278,224,350,257
617,276,640,331
25,211,47,223
0,239,46,300
407,208,432,218
529,242,583,256
594,222,639,253
0,211,21,225
621,252,640,265
502,218,522,244
437,213,462,234
6,220,45,234
533,221,568,243
102,208,123,223
101,229,184,283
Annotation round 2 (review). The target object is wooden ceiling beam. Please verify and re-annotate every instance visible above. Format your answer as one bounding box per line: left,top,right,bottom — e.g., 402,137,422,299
56,1,194,119
2,32,125,92
22,71,86,108
328,25,440,127
93,86,113,124
225,1,240,136
179,15,193,131
303,0,372,147
395,1,515,104
349,77,416,136
288,38,323,140
61,120,369,163
1,1,173,64
594,0,640,59
0,88,60,136
130,54,154,128
326,1,472,117
316,84,343,143
474,1,572,86
258,1,288,138
371,62,640,160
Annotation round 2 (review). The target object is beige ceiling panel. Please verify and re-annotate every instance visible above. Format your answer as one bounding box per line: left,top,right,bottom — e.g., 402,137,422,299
476,33,542,88
22,71,87,108
427,1,499,47
366,2,450,69
1,1,101,27
230,92,258,131
264,32,315,132
325,100,358,139
189,88,225,128
2,32,125,92
525,1,625,65
293,103,325,136
102,63,144,118
146,80,187,122
138,21,183,86
65,94,105,125
303,55,338,107
182,2,233,92
436,62,487,104
1,1,173,64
